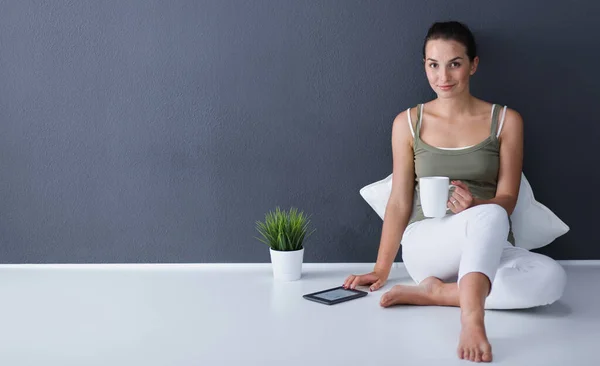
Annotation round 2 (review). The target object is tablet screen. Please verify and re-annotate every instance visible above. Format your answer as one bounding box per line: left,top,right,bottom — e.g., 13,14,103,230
313,288,357,301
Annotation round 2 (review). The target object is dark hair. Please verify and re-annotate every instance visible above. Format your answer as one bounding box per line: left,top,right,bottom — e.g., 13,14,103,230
422,21,477,61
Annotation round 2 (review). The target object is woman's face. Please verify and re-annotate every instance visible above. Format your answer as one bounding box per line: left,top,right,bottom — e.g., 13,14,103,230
424,39,479,98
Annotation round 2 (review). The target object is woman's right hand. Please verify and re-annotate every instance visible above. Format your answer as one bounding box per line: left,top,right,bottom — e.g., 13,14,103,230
343,270,388,292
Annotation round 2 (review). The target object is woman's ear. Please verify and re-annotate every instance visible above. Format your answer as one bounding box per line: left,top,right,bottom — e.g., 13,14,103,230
470,56,480,75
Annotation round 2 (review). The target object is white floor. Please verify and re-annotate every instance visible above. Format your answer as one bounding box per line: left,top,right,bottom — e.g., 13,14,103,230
0,262,598,366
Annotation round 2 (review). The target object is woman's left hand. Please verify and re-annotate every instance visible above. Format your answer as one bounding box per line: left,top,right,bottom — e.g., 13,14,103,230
448,180,474,214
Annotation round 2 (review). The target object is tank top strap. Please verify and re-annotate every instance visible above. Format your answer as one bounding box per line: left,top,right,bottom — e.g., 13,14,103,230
489,104,501,141
415,103,424,138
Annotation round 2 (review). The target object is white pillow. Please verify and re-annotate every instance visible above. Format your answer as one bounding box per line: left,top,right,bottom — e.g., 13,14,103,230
359,172,569,250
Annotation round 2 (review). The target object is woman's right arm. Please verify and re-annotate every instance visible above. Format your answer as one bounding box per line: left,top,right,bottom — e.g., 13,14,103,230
343,109,416,291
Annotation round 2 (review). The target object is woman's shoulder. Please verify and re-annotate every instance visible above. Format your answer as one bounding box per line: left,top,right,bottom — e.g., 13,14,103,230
501,106,522,122
499,107,523,137
391,107,419,143
487,104,523,141
482,100,522,124
394,102,429,124
476,100,523,139
393,104,422,129
476,99,520,116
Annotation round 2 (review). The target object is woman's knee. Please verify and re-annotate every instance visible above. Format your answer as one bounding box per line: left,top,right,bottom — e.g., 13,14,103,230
468,203,508,221
465,204,509,235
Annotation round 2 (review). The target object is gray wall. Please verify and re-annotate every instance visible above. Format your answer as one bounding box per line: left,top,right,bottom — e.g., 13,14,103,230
0,1,598,263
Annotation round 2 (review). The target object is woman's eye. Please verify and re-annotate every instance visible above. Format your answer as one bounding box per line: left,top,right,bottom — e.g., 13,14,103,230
450,62,461,68
429,63,438,68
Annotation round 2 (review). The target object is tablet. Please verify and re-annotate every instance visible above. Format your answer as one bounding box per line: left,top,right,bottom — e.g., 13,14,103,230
303,286,368,305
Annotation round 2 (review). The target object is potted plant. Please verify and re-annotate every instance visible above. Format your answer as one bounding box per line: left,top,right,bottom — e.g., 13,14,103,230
254,206,316,281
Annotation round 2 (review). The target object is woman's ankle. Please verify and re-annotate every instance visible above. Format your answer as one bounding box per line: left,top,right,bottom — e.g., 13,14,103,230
461,309,485,323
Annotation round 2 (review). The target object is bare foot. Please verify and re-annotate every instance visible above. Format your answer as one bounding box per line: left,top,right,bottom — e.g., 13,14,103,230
379,277,457,307
458,313,492,363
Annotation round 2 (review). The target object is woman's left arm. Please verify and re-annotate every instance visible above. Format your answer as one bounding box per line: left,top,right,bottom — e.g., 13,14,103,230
471,108,524,215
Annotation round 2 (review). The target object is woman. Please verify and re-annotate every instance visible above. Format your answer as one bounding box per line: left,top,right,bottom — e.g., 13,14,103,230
343,21,566,363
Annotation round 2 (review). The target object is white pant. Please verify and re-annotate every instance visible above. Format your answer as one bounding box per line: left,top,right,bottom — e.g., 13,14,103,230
401,204,567,309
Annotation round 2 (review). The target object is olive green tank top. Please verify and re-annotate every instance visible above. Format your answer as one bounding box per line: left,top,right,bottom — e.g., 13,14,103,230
408,103,515,245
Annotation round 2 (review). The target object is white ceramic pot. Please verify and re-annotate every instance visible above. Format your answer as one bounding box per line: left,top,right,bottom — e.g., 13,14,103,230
269,247,304,281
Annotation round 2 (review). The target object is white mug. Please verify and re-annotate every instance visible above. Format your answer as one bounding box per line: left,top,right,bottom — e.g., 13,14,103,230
419,176,456,218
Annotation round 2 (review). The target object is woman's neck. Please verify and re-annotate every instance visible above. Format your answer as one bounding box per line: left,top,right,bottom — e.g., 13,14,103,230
433,92,476,118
